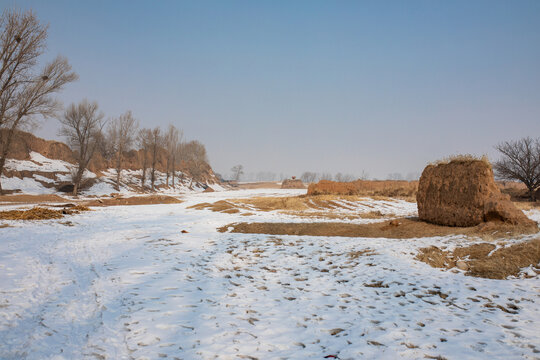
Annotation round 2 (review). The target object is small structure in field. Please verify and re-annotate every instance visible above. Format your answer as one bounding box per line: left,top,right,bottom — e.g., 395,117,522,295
417,156,536,227
281,178,305,189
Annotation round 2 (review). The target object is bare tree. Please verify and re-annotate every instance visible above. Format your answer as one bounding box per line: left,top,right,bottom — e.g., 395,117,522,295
107,111,138,190
58,100,105,195
301,171,318,183
149,126,162,191
335,173,355,182
164,124,182,188
136,128,152,190
320,172,333,181
359,170,370,180
183,140,208,186
0,9,78,193
231,164,244,182
494,137,540,200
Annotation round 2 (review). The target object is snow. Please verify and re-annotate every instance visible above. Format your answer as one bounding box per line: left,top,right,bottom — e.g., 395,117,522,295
1,153,219,197
0,175,56,195
4,152,73,173
1,190,539,359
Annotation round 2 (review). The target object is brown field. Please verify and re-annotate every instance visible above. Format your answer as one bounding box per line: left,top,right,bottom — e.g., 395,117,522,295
416,238,540,279
218,218,539,240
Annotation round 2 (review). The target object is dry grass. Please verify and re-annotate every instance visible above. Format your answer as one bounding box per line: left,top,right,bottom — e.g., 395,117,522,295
218,218,539,239
0,207,64,220
0,205,91,221
513,201,540,210
416,238,540,279
432,154,491,168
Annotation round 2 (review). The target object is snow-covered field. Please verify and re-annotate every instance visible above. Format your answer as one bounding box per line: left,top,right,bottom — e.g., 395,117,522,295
1,189,539,359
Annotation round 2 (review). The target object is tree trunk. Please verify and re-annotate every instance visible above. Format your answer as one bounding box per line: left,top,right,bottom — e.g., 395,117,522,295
0,127,17,195
72,166,85,196
528,186,536,201
115,151,122,191
141,166,146,189
171,153,175,189
166,157,170,187
0,156,5,195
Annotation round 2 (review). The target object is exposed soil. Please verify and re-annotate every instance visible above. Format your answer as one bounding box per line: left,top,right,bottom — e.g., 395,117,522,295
218,218,539,239
416,238,540,279
0,194,69,204
0,205,91,221
83,195,182,207
188,195,391,220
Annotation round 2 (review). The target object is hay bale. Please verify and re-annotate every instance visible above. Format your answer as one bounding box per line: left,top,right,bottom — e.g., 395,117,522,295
281,179,305,189
417,158,535,227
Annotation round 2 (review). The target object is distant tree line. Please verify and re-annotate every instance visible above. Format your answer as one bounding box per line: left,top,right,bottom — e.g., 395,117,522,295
0,8,210,196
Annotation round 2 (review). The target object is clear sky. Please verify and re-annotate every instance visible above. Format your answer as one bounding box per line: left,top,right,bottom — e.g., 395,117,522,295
2,0,540,179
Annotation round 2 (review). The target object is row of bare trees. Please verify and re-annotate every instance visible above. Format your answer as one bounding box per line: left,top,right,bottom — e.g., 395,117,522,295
59,101,209,195
136,125,207,191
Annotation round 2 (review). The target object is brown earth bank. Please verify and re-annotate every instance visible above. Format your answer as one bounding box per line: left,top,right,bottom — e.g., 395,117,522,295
218,218,539,239
307,180,418,200
416,238,540,279
1,129,217,183
417,158,534,227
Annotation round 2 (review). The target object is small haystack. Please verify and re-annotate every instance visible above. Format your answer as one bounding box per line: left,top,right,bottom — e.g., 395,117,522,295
281,178,305,189
417,157,536,227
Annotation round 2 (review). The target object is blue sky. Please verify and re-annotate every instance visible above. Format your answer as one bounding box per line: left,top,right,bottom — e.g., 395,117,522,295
2,0,540,179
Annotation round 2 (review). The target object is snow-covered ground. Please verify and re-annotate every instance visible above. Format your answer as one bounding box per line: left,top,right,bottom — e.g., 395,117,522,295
0,189,539,359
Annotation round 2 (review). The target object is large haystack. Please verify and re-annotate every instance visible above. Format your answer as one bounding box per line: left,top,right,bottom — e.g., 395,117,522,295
281,178,305,189
417,158,536,227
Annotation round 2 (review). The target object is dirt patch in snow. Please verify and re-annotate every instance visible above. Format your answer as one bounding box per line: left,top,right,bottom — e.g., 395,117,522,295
0,194,69,204
83,195,182,207
218,218,539,239
416,238,540,279
189,195,390,219
0,205,90,221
